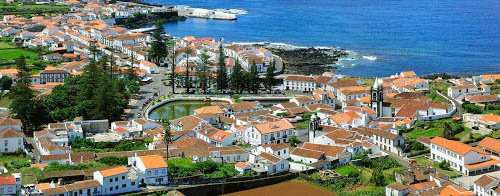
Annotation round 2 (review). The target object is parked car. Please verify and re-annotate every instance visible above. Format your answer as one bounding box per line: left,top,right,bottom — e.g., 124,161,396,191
472,126,479,130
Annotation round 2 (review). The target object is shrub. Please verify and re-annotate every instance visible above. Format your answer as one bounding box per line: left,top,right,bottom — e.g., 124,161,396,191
439,160,450,170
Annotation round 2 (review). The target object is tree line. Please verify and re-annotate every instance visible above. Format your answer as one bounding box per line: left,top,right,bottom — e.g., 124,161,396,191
9,53,139,134
146,22,277,95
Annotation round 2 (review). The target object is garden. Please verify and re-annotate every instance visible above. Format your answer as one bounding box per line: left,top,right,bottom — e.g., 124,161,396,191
303,156,403,196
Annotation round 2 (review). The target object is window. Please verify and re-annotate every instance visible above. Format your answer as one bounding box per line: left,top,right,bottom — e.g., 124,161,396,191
131,182,136,186
122,176,125,180
115,177,118,181
110,179,113,183
4,140,7,146
115,186,118,190
79,190,82,194
155,170,158,175
281,164,284,169
148,171,151,176
122,184,126,188
110,187,113,191
162,169,166,174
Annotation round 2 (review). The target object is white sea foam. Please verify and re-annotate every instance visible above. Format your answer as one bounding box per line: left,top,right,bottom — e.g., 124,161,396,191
362,56,377,61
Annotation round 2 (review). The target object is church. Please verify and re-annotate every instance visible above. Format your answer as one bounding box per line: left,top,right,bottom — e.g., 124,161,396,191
370,78,453,120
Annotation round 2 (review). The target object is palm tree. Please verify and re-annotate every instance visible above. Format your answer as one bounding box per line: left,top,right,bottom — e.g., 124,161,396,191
160,118,173,162
183,47,193,93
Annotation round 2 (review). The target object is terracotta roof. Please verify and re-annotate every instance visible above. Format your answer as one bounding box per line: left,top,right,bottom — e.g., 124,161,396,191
35,183,52,190
464,159,500,169
474,175,499,188
301,142,345,158
478,137,500,153
430,136,489,156
0,118,22,126
170,116,204,131
401,71,417,77
294,96,315,103
387,182,408,191
98,166,128,177
328,79,359,88
235,162,248,169
113,127,128,134
42,186,67,195
480,113,500,123
291,147,324,159
229,101,260,112
64,180,101,192
408,181,437,191
262,143,289,151
324,129,353,140
139,154,168,169
0,128,25,138
439,185,474,196
254,119,294,134
0,175,16,185
329,111,361,125
194,105,224,115
285,75,315,82
259,152,282,163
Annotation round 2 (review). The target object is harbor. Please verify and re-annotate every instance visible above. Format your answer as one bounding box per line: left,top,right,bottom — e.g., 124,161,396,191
173,5,246,20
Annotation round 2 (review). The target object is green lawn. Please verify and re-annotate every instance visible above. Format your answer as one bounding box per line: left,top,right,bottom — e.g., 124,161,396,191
293,120,309,130
406,127,442,138
335,165,359,176
430,82,453,93
0,42,15,49
414,156,461,178
0,49,38,60
0,95,12,108
0,155,41,184
492,130,500,139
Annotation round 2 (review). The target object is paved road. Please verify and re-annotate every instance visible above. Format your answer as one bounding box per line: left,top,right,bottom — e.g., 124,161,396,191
127,67,172,120
434,90,463,117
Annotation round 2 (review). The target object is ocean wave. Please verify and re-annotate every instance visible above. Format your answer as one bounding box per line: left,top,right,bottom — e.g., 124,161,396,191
362,55,377,61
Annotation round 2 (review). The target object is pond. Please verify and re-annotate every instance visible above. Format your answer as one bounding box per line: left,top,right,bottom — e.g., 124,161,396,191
148,100,228,121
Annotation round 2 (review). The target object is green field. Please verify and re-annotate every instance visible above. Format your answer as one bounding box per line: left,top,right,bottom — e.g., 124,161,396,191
406,127,442,138
334,165,359,176
0,95,12,108
0,4,70,16
0,155,42,184
0,49,38,60
0,42,15,49
430,81,453,93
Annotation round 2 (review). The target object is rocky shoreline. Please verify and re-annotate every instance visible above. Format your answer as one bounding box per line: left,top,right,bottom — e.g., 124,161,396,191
115,12,186,29
268,47,349,75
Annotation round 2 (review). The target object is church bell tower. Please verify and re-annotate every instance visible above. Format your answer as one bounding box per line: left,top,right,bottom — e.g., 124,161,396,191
370,78,384,117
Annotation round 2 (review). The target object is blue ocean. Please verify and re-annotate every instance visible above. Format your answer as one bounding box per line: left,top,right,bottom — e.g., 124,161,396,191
146,0,500,77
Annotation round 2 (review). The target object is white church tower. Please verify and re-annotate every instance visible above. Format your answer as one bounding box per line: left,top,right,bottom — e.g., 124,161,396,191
370,78,384,117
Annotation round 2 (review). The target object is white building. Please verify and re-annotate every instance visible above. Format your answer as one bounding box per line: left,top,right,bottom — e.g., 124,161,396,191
430,136,499,176
0,118,22,132
385,182,409,196
93,166,140,195
128,154,168,185
473,175,499,196
252,143,290,159
283,75,316,92
0,173,21,195
0,128,25,153
243,119,295,146
249,152,289,175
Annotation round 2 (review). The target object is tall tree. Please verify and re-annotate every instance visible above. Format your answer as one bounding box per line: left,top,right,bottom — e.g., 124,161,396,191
160,119,173,162
170,46,176,94
216,43,228,92
148,22,168,65
9,56,50,132
183,47,193,93
264,60,276,92
197,53,211,94
230,60,245,93
247,61,260,94
0,76,13,91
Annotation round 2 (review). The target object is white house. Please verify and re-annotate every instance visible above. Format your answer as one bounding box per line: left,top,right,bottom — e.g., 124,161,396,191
283,75,316,92
139,61,159,74
244,119,295,146
290,147,325,164
448,84,490,100
473,175,499,196
252,143,290,159
41,180,102,196
196,125,237,147
93,166,140,195
385,182,409,196
249,152,289,175
430,136,499,176
0,173,21,195
0,128,25,153
0,118,22,132
128,154,168,185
